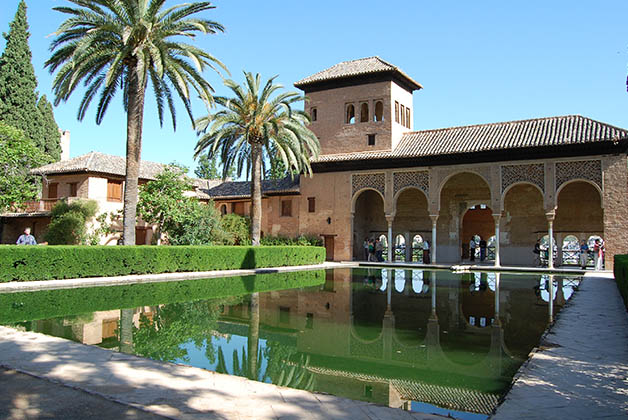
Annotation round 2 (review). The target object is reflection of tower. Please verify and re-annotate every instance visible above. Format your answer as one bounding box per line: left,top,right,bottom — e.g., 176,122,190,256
488,273,503,375
383,270,395,361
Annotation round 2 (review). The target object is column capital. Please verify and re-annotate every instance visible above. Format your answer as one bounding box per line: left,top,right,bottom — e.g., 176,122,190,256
429,214,439,223
492,213,502,222
385,214,395,224
545,211,556,222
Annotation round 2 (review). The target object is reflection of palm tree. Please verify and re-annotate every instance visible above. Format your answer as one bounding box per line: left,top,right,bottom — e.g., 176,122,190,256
247,292,260,380
119,308,134,354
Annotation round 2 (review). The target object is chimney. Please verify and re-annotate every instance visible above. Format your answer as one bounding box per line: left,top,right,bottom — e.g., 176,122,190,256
59,129,70,161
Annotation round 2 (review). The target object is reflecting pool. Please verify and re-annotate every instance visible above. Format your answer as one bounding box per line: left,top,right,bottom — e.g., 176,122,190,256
0,268,580,419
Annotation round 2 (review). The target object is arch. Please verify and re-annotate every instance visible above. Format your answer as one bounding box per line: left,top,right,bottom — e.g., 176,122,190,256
374,101,384,122
353,189,387,260
462,205,494,262
394,235,406,262
500,181,544,212
346,104,355,124
556,178,603,206
351,187,385,213
411,234,424,262
220,204,227,216
392,185,428,213
360,103,369,123
561,235,580,265
437,170,492,203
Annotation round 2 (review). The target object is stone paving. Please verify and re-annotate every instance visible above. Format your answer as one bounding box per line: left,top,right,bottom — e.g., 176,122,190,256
490,272,628,420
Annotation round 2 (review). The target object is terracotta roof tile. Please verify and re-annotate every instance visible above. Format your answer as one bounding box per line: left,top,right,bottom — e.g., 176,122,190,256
203,176,300,199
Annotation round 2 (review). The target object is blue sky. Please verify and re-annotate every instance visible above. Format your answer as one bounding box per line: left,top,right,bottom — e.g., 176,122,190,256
1,0,628,174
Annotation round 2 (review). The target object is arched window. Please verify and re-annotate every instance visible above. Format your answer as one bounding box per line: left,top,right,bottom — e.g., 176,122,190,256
411,234,423,262
220,204,227,216
561,235,580,265
374,101,384,122
540,235,558,266
378,234,388,261
394,234,406,262
360,103,369,122
346,104,355,124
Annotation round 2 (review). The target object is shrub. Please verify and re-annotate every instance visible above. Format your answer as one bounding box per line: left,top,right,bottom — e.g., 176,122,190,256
613,255,628,309
220,213,251,245
260,234,323,247
0,245,325,282
45,199,98,245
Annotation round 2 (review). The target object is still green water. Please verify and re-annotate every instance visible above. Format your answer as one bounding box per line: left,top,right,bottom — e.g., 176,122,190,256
0,268,579,419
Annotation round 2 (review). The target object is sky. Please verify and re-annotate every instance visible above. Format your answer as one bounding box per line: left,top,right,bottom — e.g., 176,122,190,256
1,0,628,175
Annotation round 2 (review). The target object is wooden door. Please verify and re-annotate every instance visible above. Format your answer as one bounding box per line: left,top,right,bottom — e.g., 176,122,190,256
324,236,334,261
135,227,147,245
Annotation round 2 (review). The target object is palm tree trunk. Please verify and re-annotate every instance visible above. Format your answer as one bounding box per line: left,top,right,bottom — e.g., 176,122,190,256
247,292,260,380
122,63,146,245
250,142,263,245
119,308,134,354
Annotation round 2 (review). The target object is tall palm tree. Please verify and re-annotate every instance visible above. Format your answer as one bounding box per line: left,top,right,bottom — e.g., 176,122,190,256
194,72,320,245
46,0,226,245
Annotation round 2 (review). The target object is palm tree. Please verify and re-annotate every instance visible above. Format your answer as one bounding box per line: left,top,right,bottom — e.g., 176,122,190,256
46,0,226,245
194,72,320,245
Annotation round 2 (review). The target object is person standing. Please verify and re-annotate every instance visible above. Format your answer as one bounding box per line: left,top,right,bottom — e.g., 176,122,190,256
533,240,541,267
479,238,487,262
579,240,589,269
368,239,376,262
423,240,430,264
16,227,37,245
594,239,604,270
375,238,384,262
363,237,369,261
469,237,476,262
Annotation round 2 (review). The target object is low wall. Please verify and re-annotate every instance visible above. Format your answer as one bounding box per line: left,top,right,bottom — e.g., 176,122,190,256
0,245,325,282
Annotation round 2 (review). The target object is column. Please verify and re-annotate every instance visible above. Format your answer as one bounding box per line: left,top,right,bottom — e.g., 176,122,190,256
548,274,554,323
494,272,500,321
493,214,501,267
385,215,394,262
350,212,355,261
430,214,439,264
546,212,555,269
430,271,437,318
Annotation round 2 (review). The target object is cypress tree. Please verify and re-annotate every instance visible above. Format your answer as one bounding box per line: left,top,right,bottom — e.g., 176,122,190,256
37,95,61,161
0,1,60,163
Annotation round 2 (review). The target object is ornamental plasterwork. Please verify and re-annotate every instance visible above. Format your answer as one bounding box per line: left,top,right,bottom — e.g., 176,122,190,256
501,163,545,193
393,171,429,196
555,160,602,192
352,172,386,197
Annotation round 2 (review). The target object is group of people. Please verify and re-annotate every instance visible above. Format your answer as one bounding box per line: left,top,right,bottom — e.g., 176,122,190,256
468,237,488,262
533,238,605,270
363,237,431,264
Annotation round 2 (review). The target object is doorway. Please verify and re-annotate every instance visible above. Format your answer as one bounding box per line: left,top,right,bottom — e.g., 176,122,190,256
323,235,335,261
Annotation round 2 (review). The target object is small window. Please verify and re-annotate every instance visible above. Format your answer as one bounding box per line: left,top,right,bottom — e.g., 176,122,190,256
374,101,384,122
220,204,227,215
308,197,315,213
400,104,405,127
346,104,355,124
360,103,369,123
48,183,58,199
106,180,122,202
405,107,411,128
306,313,314,329
394,101,399,123
367,134,376,146
281,200,292,217
279,306,290,324
69,182,78,197
311,107,317,121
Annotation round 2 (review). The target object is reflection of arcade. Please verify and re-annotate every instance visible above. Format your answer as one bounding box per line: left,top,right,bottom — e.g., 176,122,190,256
216,269,558,415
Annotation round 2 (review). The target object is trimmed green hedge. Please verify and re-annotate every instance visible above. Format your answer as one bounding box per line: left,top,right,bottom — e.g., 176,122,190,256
0,269,325,323
0,245,325,282
614,254,628,309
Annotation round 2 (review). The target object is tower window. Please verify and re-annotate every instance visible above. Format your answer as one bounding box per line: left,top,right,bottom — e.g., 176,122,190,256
394,101,399,123
374,101,384,122
368,134,376,146
346,104,355,124
311,107,317,121
308,197,315,213
281,199,292,217
405,107,411,128
401,104,406,127
360,103,369,123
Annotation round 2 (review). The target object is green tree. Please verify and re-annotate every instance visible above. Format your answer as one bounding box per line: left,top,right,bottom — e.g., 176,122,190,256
194,73,320,245
137,166,228,245
45,199,99,245
47,0,226,245
219,213,250,245
0,122,47,212
194,154,236,179
0,1,60,162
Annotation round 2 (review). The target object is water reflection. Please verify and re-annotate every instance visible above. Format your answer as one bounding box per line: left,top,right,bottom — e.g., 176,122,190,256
2,268,580,417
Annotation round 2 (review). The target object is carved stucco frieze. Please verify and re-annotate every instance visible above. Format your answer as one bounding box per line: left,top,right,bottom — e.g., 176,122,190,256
555,160,602,193
501,163,545,194
352,172,386,197
393,171,429,196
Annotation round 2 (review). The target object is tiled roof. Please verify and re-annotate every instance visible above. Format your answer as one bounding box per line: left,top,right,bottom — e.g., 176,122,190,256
294,56,422,90
314,115,628,163
31,152,167,180
203,176,300,199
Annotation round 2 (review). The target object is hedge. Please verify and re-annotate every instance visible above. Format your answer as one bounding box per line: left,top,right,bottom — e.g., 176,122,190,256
614,254,628,309
0,269,325,323
0,245,325,282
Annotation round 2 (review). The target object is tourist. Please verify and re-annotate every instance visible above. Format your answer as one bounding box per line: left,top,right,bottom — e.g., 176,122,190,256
368,239,376,262
593,239,604,270
469,237,476,262
16,227,37,245
423,240,430,264
533,240,541,267
479,238,487,261
375,238,384,262
363,237,369,261
579,240,589,269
